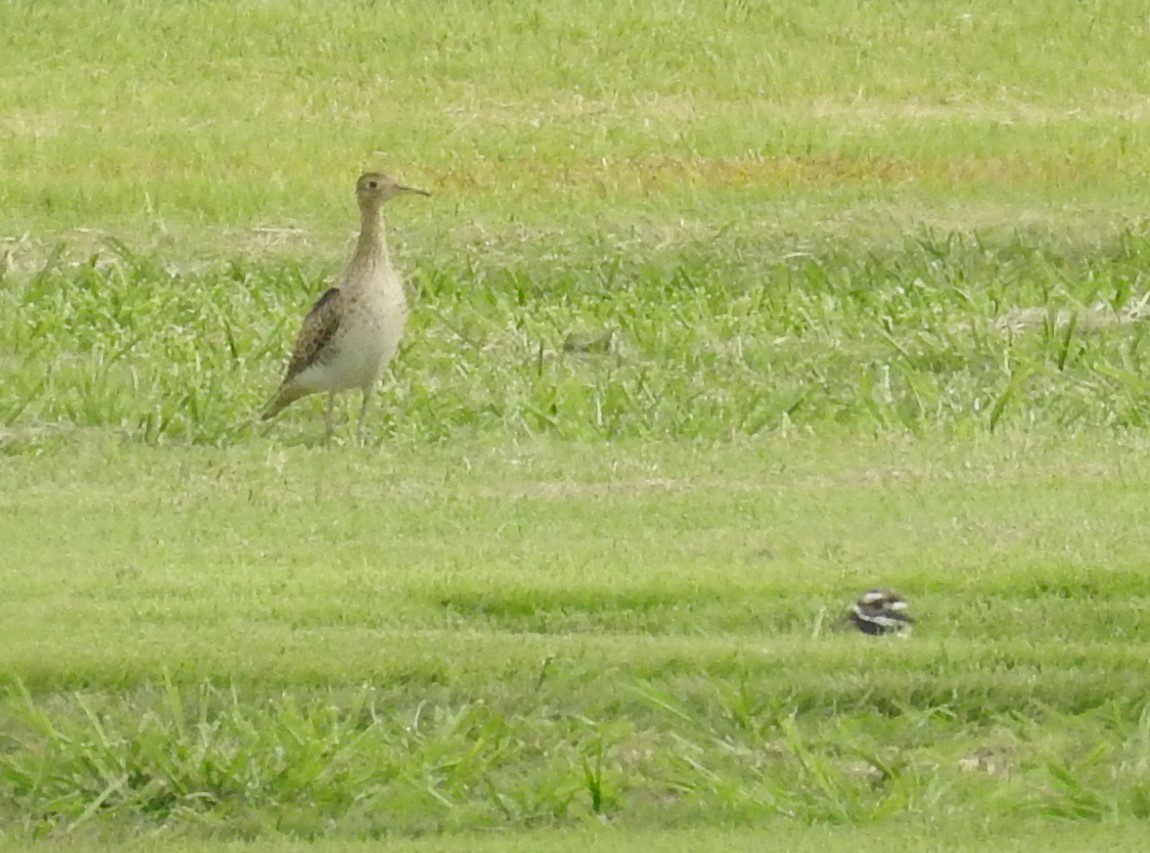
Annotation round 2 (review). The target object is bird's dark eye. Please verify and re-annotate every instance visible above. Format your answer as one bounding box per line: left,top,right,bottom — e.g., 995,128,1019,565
368,180,379,189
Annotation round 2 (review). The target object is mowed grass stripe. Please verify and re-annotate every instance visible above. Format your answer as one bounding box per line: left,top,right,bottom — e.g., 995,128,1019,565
4,0,1150,240
3,434,1149,701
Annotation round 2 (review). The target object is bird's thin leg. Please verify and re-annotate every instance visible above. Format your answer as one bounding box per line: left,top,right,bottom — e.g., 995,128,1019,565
324,394,336,445
357,387,373,445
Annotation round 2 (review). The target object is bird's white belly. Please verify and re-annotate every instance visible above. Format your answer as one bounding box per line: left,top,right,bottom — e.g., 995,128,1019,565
299,297,406,394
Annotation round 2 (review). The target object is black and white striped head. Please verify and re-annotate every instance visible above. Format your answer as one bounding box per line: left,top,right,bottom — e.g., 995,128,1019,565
848,588,914,636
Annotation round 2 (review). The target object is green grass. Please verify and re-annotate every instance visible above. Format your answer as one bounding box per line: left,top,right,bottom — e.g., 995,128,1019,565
5,0,1150,848
6,229,1150,445
3,0,1150,249
6,823,1150,853
5,436,1150,845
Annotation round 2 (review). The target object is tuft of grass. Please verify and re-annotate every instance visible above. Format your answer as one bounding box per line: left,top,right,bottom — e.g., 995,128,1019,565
6,229,1150,446
5,676,1150,840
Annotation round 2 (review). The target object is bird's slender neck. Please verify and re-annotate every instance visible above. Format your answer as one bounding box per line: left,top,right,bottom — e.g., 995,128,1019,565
348,201,391,284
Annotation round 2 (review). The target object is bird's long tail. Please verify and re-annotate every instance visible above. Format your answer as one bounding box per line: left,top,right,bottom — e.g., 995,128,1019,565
261,386,307,421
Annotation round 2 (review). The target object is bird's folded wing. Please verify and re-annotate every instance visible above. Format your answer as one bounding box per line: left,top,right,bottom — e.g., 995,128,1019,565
283,287,343,382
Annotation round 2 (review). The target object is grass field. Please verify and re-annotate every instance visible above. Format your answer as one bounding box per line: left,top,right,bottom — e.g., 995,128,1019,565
5,0,1150,848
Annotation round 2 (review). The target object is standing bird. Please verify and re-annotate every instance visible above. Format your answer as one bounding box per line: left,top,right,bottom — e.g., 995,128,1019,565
846,588,915,636
262,171,429,441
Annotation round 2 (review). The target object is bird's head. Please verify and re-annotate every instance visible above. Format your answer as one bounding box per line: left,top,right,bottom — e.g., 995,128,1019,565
356,171,430,206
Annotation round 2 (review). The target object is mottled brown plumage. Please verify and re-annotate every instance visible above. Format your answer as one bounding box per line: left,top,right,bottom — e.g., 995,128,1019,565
263,172,428,440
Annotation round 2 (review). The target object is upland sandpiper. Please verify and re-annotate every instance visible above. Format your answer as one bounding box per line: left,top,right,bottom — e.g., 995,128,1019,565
262,172,428,441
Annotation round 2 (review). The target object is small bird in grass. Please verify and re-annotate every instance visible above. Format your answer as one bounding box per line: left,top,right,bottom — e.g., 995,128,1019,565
846,588,915,636
262,171,429,442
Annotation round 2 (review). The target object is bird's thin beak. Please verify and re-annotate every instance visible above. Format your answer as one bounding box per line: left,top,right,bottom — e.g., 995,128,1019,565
398,184,430,197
